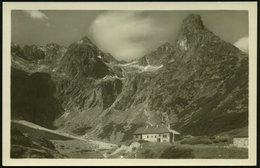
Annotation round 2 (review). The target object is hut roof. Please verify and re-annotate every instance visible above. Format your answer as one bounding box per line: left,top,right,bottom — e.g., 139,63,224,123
133,125,180,135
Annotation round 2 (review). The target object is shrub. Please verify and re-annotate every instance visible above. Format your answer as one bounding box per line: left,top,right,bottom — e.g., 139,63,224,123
141,149,154,158
160,146,195,158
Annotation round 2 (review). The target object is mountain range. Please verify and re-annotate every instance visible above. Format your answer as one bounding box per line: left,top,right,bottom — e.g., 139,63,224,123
11,14,248,143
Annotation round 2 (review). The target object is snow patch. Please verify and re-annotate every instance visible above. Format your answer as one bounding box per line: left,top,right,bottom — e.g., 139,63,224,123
100,75,125,82
179,38,188,51
121,63,163,72
143,65,163,72
119,61,163,73
119,61,138,67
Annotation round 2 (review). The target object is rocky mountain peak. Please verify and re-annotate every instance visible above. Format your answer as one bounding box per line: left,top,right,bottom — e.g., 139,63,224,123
181,14,204,33
58,37,113,78
175,14,206,52
77,36,94,45
175,13,243,58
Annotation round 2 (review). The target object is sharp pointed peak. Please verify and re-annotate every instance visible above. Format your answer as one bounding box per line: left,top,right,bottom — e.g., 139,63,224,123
180,14,204,33
183,14,203,22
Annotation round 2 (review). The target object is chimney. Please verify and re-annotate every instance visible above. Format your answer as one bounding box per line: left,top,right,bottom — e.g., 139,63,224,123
167,124,170,129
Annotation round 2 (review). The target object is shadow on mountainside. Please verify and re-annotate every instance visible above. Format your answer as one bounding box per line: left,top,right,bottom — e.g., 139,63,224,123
11,67,64,129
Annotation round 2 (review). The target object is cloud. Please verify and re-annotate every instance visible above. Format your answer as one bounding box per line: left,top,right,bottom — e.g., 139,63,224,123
234,36,248,53
89,11,166,61
23,10,48,20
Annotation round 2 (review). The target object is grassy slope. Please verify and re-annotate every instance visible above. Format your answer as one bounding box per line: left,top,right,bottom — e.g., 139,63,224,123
134,142,247,159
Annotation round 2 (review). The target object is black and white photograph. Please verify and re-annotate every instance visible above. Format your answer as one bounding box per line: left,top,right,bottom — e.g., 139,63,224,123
2,2,257,166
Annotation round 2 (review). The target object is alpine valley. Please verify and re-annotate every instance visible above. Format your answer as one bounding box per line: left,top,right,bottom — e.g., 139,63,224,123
10,14,248,158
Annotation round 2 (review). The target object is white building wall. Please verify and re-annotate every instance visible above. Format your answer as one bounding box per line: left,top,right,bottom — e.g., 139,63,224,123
233,138,248,148
141,133,171,142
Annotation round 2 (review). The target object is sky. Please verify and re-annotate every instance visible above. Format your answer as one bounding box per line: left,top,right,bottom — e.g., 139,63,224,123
11,10,248,61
